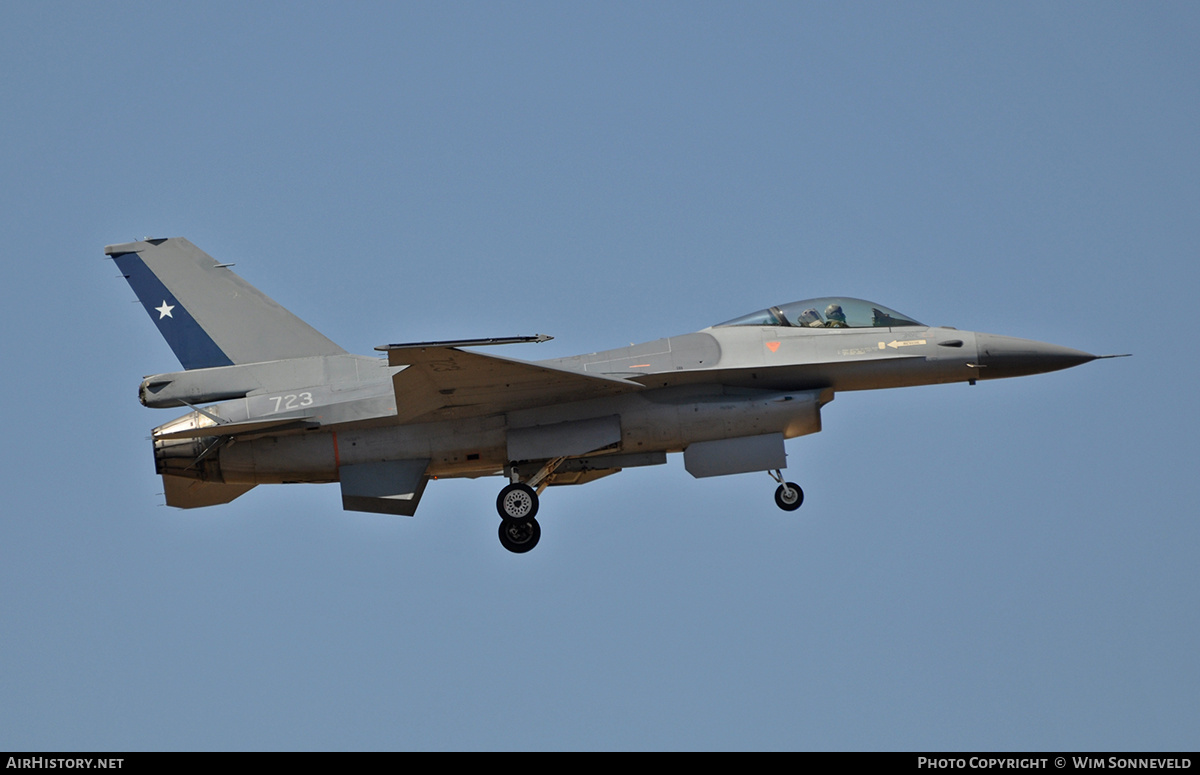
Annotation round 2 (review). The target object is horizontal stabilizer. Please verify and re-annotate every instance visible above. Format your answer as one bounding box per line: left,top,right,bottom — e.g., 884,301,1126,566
381,344,643,423
163,477,256,509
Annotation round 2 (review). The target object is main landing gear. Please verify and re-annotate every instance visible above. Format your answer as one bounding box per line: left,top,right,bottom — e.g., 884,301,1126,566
497,482,539,521
768,469,804,511
495,462,561,554
496,481,541,553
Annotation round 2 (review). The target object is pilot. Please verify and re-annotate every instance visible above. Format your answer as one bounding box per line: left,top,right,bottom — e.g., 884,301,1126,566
824,303,849,328
798,308,824,327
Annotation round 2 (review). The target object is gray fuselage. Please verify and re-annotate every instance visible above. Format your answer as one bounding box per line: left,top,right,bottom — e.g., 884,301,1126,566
148,321,1090,488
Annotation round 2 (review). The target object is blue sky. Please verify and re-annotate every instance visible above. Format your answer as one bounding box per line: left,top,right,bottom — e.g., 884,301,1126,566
2,2,1197,751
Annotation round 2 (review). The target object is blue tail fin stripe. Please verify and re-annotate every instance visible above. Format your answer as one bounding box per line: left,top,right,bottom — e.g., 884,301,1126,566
112,252,234,369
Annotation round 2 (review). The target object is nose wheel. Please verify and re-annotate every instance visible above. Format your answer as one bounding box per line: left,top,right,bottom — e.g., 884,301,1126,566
768,470,804,511
774,482,804,511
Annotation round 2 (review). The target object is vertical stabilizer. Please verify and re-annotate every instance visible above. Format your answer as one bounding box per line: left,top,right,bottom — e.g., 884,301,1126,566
107,238,346,369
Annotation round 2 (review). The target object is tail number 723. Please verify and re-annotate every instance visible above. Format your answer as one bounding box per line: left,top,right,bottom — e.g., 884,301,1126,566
269,392,314,413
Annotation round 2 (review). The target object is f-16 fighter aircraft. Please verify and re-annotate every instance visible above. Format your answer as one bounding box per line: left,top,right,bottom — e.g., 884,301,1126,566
108,238,1121,553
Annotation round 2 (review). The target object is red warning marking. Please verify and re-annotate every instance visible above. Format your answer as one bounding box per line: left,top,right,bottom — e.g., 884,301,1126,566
766,342,780,353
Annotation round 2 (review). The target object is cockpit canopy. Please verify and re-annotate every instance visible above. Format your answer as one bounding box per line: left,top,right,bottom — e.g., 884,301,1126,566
715,297,924,329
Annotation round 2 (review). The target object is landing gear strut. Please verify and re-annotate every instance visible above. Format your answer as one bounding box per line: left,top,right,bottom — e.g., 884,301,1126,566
769,469,804,511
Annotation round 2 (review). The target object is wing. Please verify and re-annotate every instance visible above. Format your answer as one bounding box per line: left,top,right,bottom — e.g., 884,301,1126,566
379,344,644,423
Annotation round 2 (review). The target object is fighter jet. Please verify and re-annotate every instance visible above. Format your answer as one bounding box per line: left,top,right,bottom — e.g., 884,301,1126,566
108,238,1122,553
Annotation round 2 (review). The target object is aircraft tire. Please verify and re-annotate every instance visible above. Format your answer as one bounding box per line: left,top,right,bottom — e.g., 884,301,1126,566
774,483,804,511
497,482,539,522
499,518,541,553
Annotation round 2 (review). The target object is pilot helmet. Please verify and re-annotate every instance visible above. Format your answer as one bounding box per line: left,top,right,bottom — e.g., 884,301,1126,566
825,304,846,323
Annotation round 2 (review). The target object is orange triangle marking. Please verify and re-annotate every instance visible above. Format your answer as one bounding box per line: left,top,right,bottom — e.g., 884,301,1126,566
766,341,780,352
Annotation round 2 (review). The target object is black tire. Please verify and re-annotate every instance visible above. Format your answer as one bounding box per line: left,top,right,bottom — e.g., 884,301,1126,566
774,483,804,511
497,482,539,521
498,518,541,553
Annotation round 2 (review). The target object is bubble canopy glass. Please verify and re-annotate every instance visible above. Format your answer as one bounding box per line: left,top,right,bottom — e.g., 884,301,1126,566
714,297,924,329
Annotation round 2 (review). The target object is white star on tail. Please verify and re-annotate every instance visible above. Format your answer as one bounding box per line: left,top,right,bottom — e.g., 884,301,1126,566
155,301,175,319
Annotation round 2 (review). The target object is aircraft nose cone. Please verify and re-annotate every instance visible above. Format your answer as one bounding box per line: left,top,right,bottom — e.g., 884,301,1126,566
975,334,1097,379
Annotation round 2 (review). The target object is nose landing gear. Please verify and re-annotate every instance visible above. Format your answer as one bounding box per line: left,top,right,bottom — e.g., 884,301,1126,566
768,469,804,511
